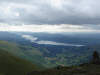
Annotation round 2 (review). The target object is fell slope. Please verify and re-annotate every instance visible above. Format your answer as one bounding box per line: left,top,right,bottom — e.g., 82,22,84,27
0,40,46,67
0,49,40,75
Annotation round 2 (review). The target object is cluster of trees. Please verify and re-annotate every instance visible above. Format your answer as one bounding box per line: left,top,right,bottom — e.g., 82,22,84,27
92,51,100,64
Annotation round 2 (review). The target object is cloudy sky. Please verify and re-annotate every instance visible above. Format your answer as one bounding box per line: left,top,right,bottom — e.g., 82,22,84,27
0,0,100,33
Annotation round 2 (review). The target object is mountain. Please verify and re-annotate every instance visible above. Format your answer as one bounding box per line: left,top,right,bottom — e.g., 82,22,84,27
0,49,40,75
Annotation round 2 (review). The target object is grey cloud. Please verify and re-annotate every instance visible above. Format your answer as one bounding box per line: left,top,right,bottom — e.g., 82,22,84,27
0,0,100,25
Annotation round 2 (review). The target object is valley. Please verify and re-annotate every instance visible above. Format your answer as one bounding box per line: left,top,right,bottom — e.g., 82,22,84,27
0,32,100,68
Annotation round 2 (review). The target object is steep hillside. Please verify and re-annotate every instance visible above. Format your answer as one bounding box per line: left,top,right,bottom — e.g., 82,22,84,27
0,49,40,75
0,40,47,67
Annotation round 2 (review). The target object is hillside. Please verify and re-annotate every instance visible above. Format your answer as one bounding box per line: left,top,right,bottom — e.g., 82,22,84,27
1,40,100,75
0,40,47,67
0,49,40,75
28,63,100,75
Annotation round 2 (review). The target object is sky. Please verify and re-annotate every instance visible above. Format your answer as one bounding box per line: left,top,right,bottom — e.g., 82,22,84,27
0,0,100,33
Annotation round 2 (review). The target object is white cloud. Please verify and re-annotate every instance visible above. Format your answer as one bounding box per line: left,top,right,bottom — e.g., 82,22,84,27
21,34,84,47
15,12,20,17
0,24,100,33
21,35,38,42
36,40,84,47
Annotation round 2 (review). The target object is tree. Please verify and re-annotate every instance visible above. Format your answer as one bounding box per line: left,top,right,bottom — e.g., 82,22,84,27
92,51,100,64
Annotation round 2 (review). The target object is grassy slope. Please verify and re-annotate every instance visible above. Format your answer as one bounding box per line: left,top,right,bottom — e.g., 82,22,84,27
0,41,42,75
0,41,46,67
0,49,40,75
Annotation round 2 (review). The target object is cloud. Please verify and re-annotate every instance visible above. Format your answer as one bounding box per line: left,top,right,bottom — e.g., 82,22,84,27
36,40,84,47
21,35,38,42
0,0,99,25
21,34,84,47
0,24,100,33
